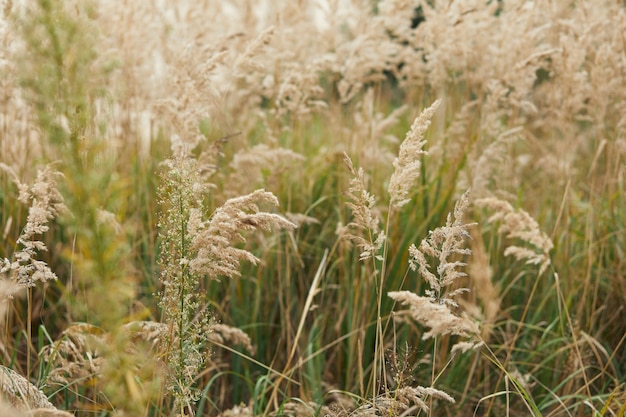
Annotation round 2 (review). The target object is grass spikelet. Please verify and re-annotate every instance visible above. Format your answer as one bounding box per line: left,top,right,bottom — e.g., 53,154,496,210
389,291,479,340
388,99,441,209
0,365,55,411
402,189,475,306
476,197,553,275
209,323,256,355
190,189,296,280
228,144,305,195
352,385,455,416
0,165,65,294
340,153,385,261
233,26,275,75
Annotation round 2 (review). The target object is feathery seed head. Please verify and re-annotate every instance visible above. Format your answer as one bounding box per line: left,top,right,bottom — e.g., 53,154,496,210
341,153,385,261
476,197,553,275
389,190,479,344
0,165,65,294
389,99,441,208
190,189,296,280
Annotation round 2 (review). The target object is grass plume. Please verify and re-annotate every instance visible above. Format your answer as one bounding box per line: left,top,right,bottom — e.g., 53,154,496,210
0,0,623,416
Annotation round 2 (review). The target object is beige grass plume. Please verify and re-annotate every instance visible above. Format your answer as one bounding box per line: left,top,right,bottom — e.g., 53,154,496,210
388,99,441,209
228,144,305,196
340,153,385,261
476,197,553,275
390,190,481,342
352,385,455,416
0,164,65,297
0,365,57,411
190,189,297,280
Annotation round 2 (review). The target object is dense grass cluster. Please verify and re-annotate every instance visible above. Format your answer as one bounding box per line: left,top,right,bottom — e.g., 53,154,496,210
1,0,625,416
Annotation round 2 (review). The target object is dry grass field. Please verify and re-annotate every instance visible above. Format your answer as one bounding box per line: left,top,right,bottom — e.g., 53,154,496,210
0,0,625,416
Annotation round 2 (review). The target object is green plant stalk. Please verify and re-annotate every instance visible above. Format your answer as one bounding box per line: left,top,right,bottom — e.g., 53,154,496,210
485,267,545,415
26,287,32,402
178,189,186,399
373,209,392,400
482,344,542,417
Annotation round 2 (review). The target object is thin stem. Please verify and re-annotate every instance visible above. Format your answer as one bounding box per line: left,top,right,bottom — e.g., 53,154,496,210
429,335,437,417
373,206,392,400
27,287,32,399
178,187,187,393
485,269,543,415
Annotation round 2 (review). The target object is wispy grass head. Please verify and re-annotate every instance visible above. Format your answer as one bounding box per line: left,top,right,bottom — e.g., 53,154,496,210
407,189,474,305
190,189,297,280
476,197,553,275
340,153,385,261
0,164,65,296
390,190,480,341
0,364,56,411
388,99,441,209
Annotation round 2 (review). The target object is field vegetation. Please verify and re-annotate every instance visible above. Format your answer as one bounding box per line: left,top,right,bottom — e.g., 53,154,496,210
0,0,624,416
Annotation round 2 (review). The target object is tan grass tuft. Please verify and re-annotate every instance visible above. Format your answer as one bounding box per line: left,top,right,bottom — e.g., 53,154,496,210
389,190,480,342
0,365,55,411
340,153,385,261
347,88,408,169
209,323,256,355
278,400,333,417
40,324,104,387
190,189,296,280
0,165,65,296
388,99,441,208
390,291,479,340
121,321,168,350
217,404,252,417
352,385,455,416
233,26,275,75
228,144,305,196
476,197,553,275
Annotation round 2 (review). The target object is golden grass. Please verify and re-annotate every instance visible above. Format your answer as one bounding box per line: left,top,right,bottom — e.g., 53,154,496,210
0,0,624,416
